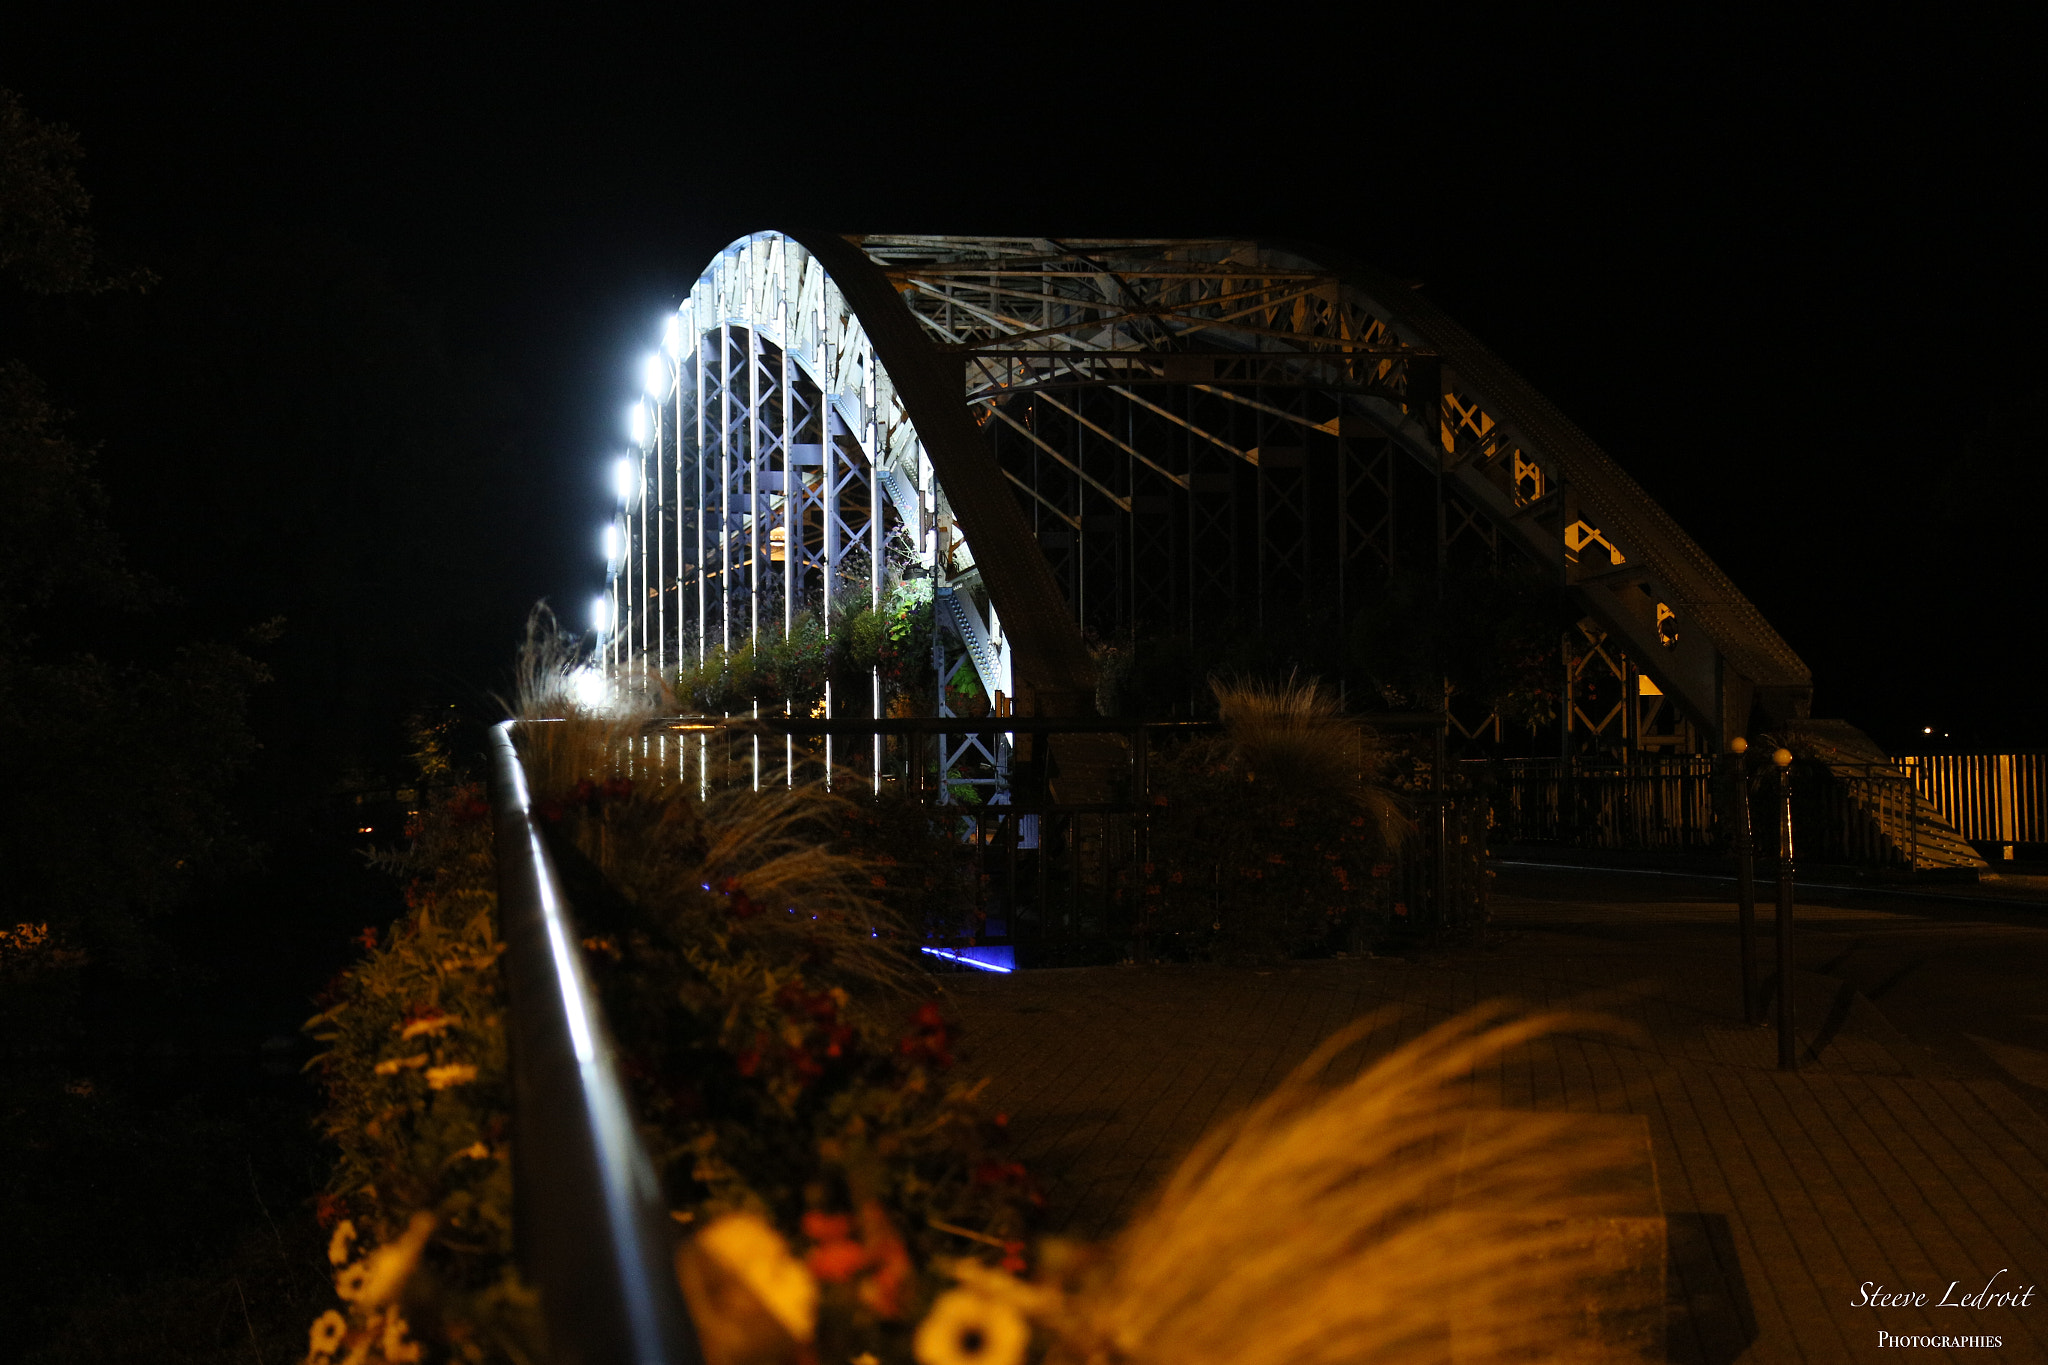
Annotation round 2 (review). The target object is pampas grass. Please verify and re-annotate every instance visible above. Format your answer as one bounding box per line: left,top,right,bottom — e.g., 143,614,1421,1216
1035,1004,1653,1364
504,605,914,997
1208,674,1410,851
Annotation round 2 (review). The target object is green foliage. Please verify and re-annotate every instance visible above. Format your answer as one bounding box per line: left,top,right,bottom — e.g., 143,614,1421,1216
303,793,535,1361
671,579,936,717
1141,678,1411,963
0,87,102,295
0,300,266,976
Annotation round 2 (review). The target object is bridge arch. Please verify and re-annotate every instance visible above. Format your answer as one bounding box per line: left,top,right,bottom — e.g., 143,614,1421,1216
600,233,1809,754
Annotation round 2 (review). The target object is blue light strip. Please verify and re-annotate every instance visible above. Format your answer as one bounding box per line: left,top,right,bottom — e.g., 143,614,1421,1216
920,946,1013,974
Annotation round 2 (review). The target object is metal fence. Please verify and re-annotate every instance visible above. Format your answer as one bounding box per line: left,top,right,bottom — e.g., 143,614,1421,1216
1898,753,2048,847
636,713,1489,959
1494,756,1720,851
1491,754,1981,871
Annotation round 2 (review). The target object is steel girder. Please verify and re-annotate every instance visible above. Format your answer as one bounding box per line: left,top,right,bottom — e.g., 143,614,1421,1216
603,233,1811,750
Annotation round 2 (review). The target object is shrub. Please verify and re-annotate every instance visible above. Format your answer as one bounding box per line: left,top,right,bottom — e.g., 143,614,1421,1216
1141,677,1411,962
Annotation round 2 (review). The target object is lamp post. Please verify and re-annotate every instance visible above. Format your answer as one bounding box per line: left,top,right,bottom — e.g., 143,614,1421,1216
1730,737,1759,1025
1772,746,1797,1071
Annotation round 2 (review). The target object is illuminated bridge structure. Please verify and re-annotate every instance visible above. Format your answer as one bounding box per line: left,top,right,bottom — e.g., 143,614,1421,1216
597,233,1813,776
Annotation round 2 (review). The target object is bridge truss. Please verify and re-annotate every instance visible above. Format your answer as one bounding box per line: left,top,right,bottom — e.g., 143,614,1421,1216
600,233,1810,777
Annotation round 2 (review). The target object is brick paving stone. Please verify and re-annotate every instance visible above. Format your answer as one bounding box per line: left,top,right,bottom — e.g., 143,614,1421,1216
936,890,2048,1362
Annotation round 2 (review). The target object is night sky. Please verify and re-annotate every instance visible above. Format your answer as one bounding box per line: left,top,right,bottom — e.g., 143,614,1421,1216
6,9,2042,763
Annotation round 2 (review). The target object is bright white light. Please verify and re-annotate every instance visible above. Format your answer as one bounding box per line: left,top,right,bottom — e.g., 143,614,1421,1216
641,353,667,397
627,401,650,446
662,314,683,357
590,596,610,634
602,523,621,562
571,665,609,709
612,455,637,503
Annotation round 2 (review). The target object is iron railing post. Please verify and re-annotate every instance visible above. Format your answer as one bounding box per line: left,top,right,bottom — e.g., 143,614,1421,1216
1772,748,1797,1071
1730,738,1759,1026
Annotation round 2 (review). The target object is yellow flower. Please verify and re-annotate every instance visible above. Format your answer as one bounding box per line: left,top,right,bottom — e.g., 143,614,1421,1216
328,1219,357,1266
914,1288,1029,1365
335,1261,370,1302
400,1012,459,1040
696,1211,818,1344
307,1309,347,1357
381,1308,422,1363
425,1063,478,1090
374,1054,428,1075
450,1141,491,1162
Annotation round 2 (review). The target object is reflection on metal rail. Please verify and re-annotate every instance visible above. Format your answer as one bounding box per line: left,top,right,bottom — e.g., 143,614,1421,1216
485,720,702,1365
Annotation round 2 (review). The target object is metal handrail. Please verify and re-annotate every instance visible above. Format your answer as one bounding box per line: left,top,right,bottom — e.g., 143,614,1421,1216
485,720,701,1365
647,711,1452,736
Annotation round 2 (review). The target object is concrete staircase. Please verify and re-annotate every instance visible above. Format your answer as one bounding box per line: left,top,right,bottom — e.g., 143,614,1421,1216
1781,719,1987,871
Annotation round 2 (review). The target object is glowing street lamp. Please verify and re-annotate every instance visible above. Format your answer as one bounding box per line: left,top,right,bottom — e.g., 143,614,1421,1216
641,352,668,398
613,455,638,505
590,595,610,635
627,401,650,447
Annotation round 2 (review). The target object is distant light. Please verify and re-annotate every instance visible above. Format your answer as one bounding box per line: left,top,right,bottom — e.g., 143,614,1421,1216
590,597,610,635
602,524,622,562
628,401,650,446
571,666,608,709
613,455,637,503
662,315,683,358
642,353,667,397
1923,727,1933,734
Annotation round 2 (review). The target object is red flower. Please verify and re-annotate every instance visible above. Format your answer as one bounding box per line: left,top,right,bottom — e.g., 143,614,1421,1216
314,1194,346,1229
356,926,379,951
801,1211,852,1243
806,1238,867,1283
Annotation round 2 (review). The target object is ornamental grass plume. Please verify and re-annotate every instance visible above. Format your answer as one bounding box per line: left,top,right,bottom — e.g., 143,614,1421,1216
1048,1003,1648,1365
1143,675,1413,961
507,603,915,996
1208,673,1409,850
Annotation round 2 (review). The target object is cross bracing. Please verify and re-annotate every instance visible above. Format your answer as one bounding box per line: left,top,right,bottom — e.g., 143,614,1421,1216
602,232,1811,769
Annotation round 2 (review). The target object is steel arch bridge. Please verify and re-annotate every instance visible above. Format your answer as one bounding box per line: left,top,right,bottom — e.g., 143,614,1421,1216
598,232,1809,773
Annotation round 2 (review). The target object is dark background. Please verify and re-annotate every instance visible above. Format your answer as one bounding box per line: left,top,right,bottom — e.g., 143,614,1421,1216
1,8,2040,1359
7,7,2042,765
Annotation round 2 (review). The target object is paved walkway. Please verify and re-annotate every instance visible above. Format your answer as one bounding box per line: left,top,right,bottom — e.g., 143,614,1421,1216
941,884,2048,1363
